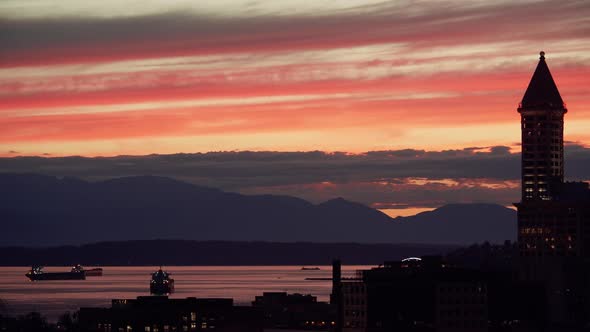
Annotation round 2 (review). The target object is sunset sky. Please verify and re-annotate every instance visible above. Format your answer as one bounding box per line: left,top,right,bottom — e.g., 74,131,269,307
1,0,589,215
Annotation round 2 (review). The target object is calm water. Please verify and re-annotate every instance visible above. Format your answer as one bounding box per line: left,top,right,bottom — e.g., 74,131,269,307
0,266,367,321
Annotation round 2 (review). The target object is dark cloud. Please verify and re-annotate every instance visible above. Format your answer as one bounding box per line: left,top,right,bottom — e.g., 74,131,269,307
1,145,589,208
1,0,588,66
489,146,511,155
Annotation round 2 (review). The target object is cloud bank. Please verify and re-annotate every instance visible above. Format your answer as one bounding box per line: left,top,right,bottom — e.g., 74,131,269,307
2,144,589,209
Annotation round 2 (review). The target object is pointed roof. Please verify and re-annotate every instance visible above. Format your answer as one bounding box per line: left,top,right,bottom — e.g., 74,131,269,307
520,51,565,109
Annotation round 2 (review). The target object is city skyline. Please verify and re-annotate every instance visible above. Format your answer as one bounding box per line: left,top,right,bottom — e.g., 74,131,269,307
1,3,590,329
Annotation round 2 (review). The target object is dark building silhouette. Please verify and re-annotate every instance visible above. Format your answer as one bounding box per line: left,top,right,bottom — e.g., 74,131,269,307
340,277,367,332
0,312,57,332
331,259,344,332
515,52,590,325
252,292,335,330
331,257,545,332
78,296,263,332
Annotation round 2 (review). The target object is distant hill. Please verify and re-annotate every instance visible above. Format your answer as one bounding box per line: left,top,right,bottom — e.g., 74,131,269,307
0,240,459,266
0,174,516,246
391,204,517,244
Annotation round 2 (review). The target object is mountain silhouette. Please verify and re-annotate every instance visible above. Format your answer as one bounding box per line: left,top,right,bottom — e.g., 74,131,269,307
0,174,516,246
391,204,517,244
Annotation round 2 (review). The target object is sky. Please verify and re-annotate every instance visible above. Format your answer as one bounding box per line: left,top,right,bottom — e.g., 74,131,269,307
1,0,590,216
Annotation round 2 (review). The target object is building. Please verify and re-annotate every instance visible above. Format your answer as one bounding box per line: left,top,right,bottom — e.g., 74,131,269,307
331,257,546,332
514,52,590,325
332,257,491,332
340,279,367,331
78,296,263,332
252,292,335,330
516,51,590,258
363,257,489,332
330,260,367,332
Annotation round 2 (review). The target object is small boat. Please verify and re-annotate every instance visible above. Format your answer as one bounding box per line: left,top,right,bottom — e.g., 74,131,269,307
85,267,103,277
25,266,85,281
150,267,174,295
301,267,321,271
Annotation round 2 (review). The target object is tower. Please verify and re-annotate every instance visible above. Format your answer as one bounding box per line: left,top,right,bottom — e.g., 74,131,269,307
516,52,590,259
518,51,566,201
515,52,590,325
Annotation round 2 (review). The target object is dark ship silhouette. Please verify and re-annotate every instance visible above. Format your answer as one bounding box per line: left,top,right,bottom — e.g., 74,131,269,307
301,267,321,270
85,267,103,276
25,265,86,281
150,267,174,295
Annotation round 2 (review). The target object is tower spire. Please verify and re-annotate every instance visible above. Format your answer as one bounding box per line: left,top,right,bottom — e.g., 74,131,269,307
520,51,565,110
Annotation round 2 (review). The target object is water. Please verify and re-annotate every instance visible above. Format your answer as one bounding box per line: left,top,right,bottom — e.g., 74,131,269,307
0,265,368,321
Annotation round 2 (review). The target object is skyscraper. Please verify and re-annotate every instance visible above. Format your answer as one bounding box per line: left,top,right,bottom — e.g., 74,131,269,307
515,52,590,325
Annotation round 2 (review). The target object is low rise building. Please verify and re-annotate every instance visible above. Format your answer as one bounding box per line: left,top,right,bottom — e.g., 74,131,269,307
78,296,263,332
252,292,335,330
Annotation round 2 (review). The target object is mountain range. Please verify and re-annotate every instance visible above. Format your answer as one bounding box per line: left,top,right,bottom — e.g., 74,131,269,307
0,173,516,246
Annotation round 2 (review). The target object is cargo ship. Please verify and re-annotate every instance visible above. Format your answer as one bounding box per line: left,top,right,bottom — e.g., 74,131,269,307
150,267,174,295
25,266,86,281
85,267,103,276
